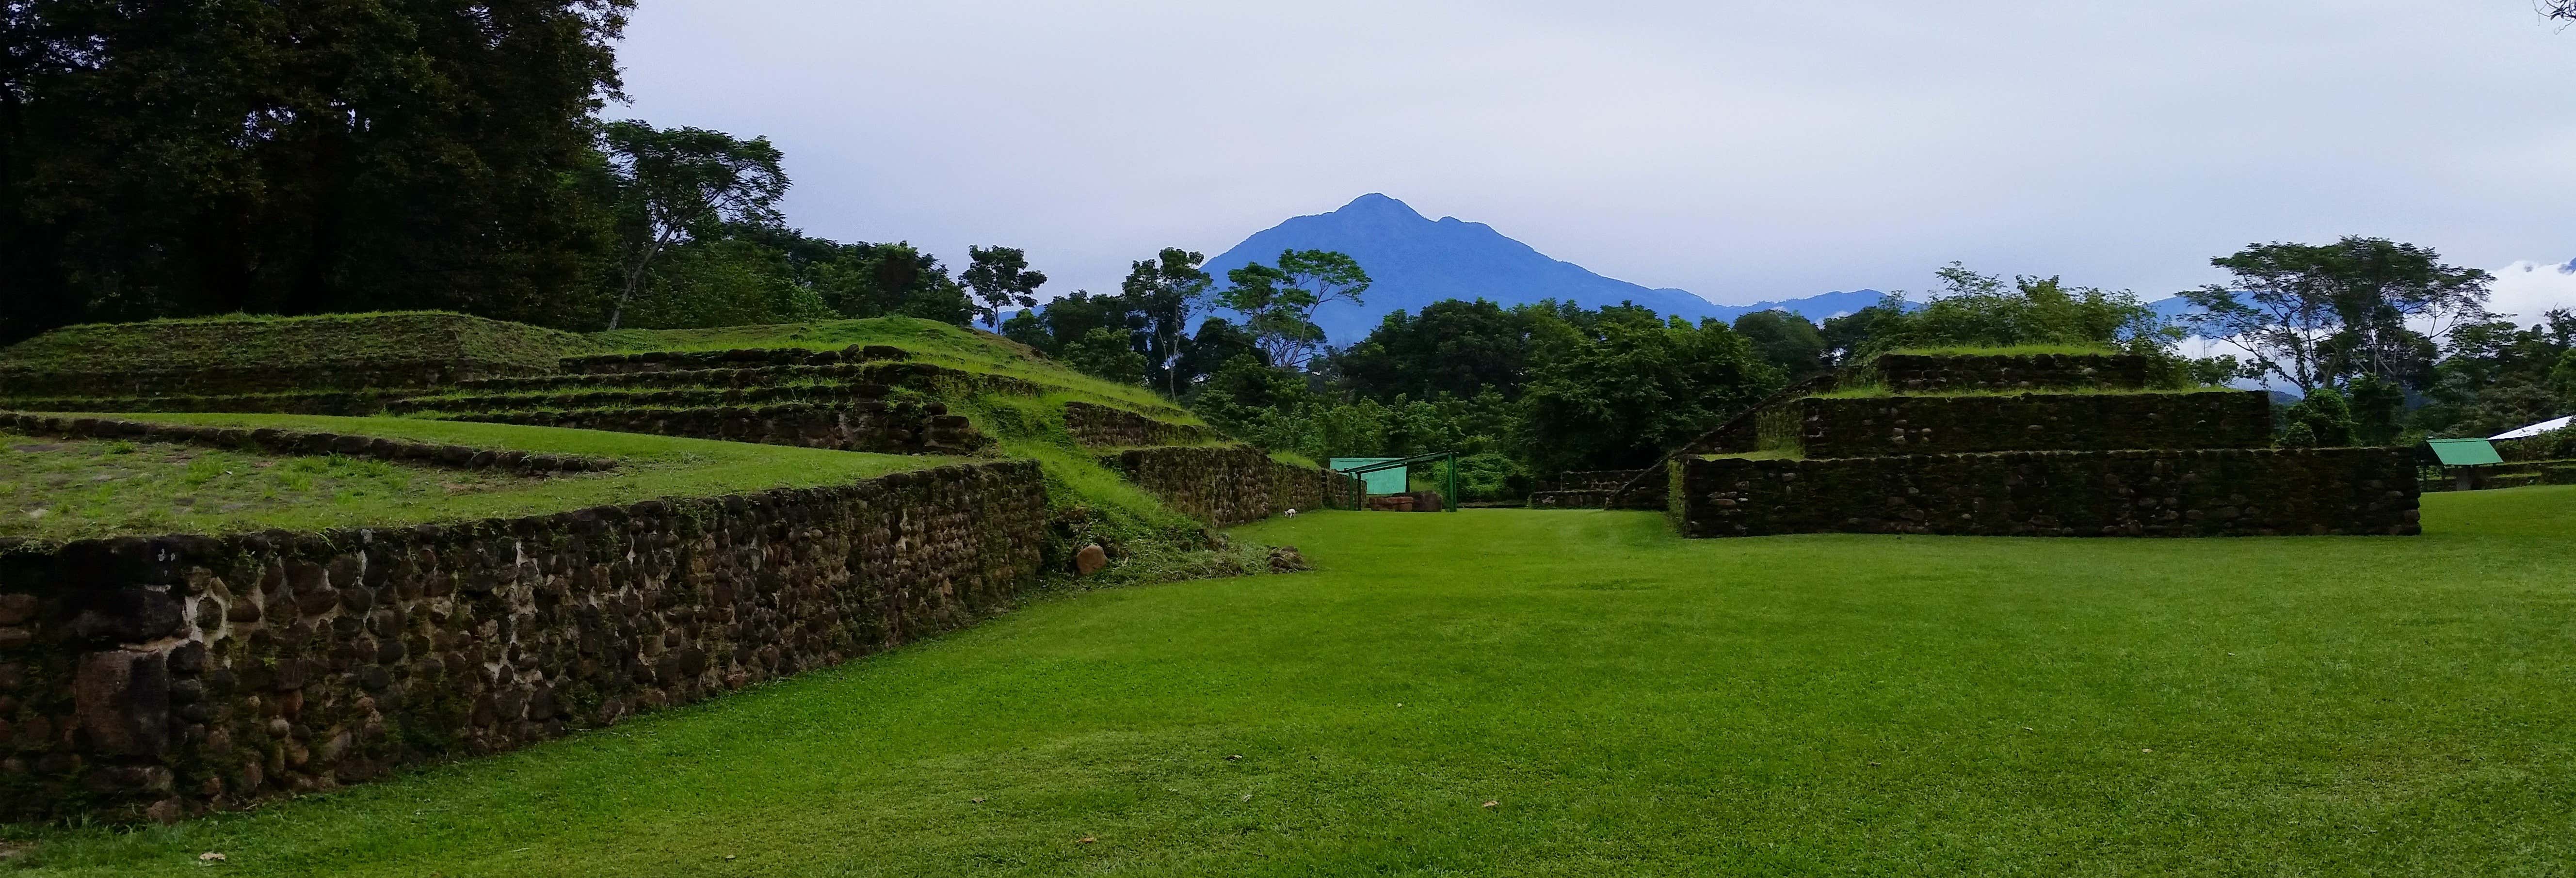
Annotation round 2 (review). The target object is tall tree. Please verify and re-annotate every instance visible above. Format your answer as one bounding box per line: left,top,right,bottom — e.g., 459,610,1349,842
1121,248,1213,396
601,121,788,329
1216,249,1369,371
2181,238,2491,395
1,0,635,342
961,245,1046,330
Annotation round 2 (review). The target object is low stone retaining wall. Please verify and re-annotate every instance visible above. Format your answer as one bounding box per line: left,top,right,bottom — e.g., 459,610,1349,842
2,414,616,474
0,460,1047,822
444,402,984,455
1781,391,2272,458
1670,447,2418,538
1528,491,1611,508
1869,353,2152,393
1103,447,1358,525
1063,402,1220,447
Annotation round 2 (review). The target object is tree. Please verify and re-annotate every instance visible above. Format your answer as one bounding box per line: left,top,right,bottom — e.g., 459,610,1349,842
1060,327,1147,384
1331,300,1538,402
2181,238,2491,395
1731,309,1832,375
1217,249,1370,371
961,245,1047,329
600,121,789,329
2,0,636,341
1520,315,1783,473
2552,1,2576,23
805,241,975,324
1122,248,1214,396
1860,264,2171,358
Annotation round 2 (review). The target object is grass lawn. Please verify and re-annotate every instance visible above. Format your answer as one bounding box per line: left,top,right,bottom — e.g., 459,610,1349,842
0,414,955,539
12,488,2576,875
0,435,555,542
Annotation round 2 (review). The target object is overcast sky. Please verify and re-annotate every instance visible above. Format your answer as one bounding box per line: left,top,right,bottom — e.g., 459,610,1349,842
617,1,2576,319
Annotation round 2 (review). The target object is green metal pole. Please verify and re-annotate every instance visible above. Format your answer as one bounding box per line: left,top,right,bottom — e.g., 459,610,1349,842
1445,453,1458,512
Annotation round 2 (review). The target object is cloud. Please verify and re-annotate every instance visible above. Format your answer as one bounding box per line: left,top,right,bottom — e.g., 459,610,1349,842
2487,260,2576,324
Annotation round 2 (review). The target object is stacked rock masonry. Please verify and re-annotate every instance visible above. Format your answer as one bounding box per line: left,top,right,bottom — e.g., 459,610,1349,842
0,461,1046,822
1669,353,2420,538
1104,447,1362,525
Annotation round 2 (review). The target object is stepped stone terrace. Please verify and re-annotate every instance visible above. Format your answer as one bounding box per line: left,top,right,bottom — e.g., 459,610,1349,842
1666,351,2420,538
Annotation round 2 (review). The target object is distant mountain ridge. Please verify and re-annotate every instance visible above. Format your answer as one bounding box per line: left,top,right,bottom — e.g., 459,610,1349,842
1200,194,1885,343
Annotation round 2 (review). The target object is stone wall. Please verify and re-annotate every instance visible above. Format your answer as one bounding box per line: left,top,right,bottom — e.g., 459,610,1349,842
1868,353,2153,393
1104,447,1358,525
445,402,985,456
1529,469,1652,510
558,345,909,374
1670,447,2418,538
0,461,1047,822
1780,390,2272,458
1063,402,1220,447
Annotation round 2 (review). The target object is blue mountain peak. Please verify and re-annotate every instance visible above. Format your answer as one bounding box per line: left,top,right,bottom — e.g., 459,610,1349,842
1200,195,1894,343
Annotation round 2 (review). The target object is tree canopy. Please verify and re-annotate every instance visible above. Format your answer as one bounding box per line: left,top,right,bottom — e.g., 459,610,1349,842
2,0,637,342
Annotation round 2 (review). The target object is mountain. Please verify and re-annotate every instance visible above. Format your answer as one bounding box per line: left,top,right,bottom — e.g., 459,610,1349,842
1200,194,1884,343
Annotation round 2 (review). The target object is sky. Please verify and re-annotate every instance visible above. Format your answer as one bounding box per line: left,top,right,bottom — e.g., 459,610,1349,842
615,0,2576,320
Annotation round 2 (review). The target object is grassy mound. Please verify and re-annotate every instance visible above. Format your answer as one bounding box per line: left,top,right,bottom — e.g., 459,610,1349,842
0,414,954,540
13,488,2571,875
589,318,1195,419
0,312,590,384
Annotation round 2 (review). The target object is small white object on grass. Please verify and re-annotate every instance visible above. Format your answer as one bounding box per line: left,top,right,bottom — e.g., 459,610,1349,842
1284,508,1299,517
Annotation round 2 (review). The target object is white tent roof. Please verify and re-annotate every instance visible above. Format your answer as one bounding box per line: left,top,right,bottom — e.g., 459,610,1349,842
2491,415,2574,440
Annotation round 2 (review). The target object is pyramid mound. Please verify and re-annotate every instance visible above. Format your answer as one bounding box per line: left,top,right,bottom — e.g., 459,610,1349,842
1666,351,2419,538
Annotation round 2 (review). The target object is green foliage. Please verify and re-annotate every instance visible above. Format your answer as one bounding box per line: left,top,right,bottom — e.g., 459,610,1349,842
1855,264,2172,359
1332,299,1537,401
2408,310,2574,438
606,239,838,330
1217,250,1371,370
2183,237,2491,395
1121,248,1215,396
1450,451,1530,502
1059,328,1148,385
1521,315,1783,472
20,490,2576,874
2280,386,2354,447
600,120,790,330
2,0,636,343
1732,309,1832,375
961,246,1048,330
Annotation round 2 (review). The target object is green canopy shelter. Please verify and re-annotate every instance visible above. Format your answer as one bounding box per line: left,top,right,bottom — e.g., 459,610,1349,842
2419,438,2504,492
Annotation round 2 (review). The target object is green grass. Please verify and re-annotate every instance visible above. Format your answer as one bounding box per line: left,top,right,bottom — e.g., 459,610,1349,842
0,436,558,542
15,487,2575,875
587,318,1199,419
0,312,589,378
0,414,953,539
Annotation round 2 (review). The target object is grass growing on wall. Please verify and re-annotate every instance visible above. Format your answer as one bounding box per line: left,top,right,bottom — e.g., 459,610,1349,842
15,487,2574,876
0,414,954,540
589,318,1196,419
0,312,592,377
